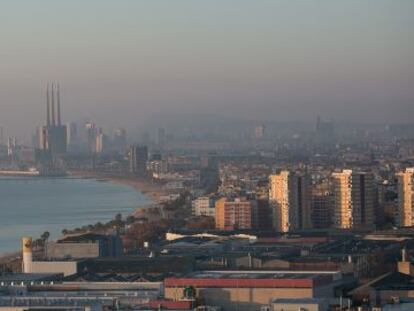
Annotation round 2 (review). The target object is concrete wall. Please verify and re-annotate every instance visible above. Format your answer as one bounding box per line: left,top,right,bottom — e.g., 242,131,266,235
31,261,78,276
46,242,100,259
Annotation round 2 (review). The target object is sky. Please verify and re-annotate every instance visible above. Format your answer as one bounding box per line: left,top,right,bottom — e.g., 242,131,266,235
0,0,413,140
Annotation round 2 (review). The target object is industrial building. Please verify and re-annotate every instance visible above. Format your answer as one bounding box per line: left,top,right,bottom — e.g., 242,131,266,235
165,270,341,311
46,233,122,260
38,84,67,156
22,237,194,277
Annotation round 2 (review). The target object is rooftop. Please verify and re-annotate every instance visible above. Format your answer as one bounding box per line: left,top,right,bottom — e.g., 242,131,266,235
0,273,63,283
165,270,336,288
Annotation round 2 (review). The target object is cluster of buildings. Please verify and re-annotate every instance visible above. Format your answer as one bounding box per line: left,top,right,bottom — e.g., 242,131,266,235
2,227,414,310
189,162,414,235
5,98,414,310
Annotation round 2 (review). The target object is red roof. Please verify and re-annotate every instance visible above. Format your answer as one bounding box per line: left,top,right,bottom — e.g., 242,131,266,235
165,277,326,288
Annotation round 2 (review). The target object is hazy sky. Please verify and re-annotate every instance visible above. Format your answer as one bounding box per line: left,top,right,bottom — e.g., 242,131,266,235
1,0,413,140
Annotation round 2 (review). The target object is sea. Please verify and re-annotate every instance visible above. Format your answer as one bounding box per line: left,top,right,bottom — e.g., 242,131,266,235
0,176,150,254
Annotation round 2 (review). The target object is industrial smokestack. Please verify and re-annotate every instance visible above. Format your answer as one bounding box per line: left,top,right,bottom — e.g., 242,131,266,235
51,83,56,126
22,237,33,273
57,83,61,126
46,84,50,127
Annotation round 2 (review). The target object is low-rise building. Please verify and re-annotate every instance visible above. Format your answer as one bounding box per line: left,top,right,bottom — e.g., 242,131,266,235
165,271,340,311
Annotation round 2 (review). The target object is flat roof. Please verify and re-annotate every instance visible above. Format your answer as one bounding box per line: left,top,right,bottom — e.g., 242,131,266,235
165,271,334,288
0,273,63,282
271,298,325,304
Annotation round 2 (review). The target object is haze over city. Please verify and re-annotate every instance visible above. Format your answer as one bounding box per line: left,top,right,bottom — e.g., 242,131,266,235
1,0,414,140
3,1,414,310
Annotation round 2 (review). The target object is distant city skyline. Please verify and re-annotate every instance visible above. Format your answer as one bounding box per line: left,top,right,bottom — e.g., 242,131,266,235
1,0,413,140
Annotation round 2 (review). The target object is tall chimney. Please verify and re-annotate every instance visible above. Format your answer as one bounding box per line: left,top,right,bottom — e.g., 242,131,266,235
57,83,61,126
51,83,56,126
22,237,33,273
46,84,50,127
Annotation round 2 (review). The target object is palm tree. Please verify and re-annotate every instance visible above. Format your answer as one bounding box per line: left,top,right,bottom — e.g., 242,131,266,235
41,231,50,243
41,231,50,259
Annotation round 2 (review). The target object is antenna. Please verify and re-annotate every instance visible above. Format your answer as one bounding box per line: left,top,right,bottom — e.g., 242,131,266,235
46,84,50,127
51,83,55,126
57,83,61,126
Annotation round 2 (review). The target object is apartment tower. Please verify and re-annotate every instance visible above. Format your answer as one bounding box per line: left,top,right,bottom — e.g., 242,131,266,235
396,168,414,227
269,171,311,233
332,169,375,229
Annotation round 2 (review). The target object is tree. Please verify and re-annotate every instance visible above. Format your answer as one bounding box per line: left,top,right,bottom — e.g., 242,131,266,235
184,216,215,230
126,215,136,225
115,213,123,222
40,231,50,259
41,231,50,242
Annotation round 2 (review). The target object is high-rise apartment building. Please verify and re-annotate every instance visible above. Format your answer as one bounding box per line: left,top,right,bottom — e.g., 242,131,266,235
66,122,78,151
310,182,333,229
215,197,253,231
113,128,127,153
85,123,98,153
332,170,375,229
269,171,311,232
95,133,109,154
254,125,265,139
396,168,414,227
129,145,148,175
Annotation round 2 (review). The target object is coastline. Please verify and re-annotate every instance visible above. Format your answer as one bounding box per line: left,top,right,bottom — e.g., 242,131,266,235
69,171,166,204
0,173,165,263
69,171,168,222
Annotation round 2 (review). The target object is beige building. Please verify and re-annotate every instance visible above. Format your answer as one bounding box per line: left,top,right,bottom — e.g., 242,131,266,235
397,168,414,227
21,237,79,277
269,171,311,232
192,196,215,217
332,170,375,230
165,271,337,311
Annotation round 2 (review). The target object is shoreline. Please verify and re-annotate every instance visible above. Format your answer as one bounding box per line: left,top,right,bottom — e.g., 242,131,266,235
69,171,167,204
69,171,168,222
0,173,166,262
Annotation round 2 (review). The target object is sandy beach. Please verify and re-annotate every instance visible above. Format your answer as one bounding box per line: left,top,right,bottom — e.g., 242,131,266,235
69,171,169,222
70,171,167,204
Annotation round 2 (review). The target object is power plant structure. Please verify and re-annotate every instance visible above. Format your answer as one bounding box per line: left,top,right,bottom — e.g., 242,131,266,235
39,83,67,155
22,237,33,273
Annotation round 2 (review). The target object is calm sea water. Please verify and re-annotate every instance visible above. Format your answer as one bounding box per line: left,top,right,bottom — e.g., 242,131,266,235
0,176,150,254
